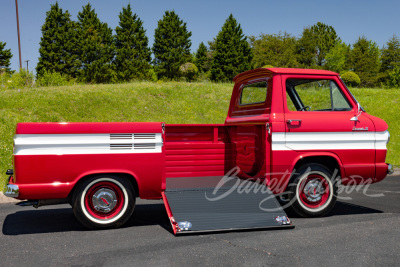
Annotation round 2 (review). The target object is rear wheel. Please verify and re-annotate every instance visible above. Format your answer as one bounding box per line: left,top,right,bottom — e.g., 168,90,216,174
72,175,135,229
287,164,338,217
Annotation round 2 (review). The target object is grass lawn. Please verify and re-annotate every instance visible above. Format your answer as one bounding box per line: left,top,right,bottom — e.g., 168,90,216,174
0,82,398,187
351,88,399,168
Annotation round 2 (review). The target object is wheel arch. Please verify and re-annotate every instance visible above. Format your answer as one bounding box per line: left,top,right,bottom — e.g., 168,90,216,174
68,171,140,201
285,152,344,191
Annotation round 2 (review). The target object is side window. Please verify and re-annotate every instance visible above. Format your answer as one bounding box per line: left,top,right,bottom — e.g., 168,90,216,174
240,81,268,105
286,79,351,111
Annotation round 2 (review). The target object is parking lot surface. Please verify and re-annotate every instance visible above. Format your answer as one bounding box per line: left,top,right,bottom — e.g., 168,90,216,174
1,175,399,266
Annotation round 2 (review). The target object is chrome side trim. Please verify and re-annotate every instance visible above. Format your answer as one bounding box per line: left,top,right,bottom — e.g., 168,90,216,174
4,184,19,198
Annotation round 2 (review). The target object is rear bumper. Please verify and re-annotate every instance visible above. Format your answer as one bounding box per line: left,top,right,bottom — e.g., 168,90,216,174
3,174,19,198
4,183,19,198
387,163,394,175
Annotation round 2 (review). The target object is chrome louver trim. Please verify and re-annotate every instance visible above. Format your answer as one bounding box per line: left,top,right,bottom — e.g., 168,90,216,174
110,134,133,140
134,143,156,149
134,133,156,139
110,144,133,150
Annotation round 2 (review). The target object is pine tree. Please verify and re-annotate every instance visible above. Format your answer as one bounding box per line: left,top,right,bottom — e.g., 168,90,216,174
381,35,400,72
0,42,13,73
36,2,77,78
195,42,210,73
297,22,339,68
349,36,380,86
153,11,192,80
114,4,151,82
76,3,116,83
210,14,252,82
381,35,400,86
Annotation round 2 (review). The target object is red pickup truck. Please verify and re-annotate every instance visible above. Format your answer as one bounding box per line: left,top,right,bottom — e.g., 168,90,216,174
4,68,392,233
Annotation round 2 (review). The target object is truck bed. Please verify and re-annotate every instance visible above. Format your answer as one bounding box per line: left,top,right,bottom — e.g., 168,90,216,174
12,122,266,200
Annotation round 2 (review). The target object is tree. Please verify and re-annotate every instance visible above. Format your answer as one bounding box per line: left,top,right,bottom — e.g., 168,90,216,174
76,3,116,83
153,11,192,80
297,22,339,68
381,35,400,73
249,32,298,68
388,65,400,87
349,36,380,86
211,14,253,81
0,42,12,73
208,39,216,54
194,42,210,73
36,2,77,78
114,4,151,82
324,41,351,73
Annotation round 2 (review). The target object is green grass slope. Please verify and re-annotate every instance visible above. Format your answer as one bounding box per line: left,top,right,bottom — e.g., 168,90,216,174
0,82,398,187
0,82,233,186
352,88,399,168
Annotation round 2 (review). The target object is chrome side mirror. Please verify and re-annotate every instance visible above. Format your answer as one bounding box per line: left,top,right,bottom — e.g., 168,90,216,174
350,103,362,121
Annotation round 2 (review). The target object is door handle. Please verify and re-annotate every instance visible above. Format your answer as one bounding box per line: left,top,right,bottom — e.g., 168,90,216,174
287,119,302,125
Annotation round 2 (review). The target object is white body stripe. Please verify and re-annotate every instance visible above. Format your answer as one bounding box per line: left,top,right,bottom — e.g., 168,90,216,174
13,130,389,155
14,133,162,155
271,132,287,151
272,130,389,151
375,131,390,150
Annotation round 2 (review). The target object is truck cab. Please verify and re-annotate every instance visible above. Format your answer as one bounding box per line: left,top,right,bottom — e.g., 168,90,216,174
226,68,391,217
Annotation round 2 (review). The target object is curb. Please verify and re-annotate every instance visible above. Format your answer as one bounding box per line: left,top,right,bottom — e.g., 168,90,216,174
390,168,400,176
0,192,21,204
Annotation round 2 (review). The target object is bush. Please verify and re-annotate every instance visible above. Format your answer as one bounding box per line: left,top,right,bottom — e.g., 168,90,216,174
262,65,275,68
148,68,158,82
341,71,361,87
36,70,74,87
0,71,10,89
388,65,400,88
179,62,198,82
197,70,211,82
2,69,35,89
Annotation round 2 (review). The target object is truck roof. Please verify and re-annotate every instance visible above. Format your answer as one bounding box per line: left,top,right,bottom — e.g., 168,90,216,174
233,68,338,82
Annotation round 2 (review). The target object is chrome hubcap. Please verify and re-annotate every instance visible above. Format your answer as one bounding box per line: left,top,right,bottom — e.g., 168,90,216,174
92,188,118,213
303,179,324,202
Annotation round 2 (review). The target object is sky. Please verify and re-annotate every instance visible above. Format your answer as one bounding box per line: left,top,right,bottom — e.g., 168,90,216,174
1,0,400,73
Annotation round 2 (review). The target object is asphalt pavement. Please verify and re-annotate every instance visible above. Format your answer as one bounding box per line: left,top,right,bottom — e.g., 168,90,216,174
1,175,399,266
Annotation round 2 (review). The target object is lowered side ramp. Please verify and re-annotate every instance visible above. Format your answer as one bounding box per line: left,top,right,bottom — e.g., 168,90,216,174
162,176,294,235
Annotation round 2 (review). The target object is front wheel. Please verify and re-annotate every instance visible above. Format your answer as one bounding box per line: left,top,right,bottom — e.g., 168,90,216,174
287,164,338,217
72,175,135,229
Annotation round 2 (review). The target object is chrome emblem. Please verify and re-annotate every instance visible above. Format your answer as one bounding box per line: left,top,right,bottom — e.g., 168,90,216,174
352,126,368,131
92,188,118,213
